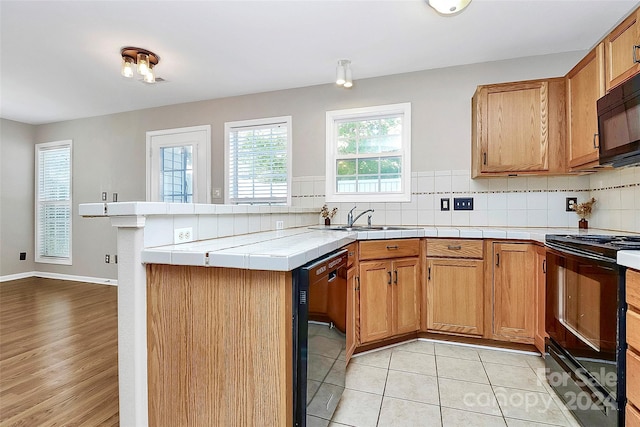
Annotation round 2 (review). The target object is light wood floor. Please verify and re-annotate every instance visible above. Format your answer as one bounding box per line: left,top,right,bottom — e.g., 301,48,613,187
0,277,119,426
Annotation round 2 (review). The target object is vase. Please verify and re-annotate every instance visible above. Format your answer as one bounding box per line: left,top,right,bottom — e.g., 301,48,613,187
324,218,331,226
578,218,588,229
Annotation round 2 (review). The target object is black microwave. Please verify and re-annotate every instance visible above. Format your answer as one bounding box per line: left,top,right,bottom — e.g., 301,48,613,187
597,72,640,167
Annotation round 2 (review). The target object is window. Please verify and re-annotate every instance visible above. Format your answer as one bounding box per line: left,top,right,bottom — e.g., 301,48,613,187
35,140,72,265
225,116,292,205
326,103,411,202
146,125,211,203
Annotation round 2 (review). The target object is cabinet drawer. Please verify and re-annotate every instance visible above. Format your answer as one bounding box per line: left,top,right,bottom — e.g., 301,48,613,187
628,269,640,309
359,239,420,261
627,402,640,427
426,239,483,259
629,309,640,353
628,350,640,409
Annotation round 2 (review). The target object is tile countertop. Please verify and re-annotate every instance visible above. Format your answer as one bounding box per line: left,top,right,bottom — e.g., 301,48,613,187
141,225,640,271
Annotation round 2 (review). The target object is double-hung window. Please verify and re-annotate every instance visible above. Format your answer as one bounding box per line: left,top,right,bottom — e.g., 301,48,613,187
225,116,292,205
35,140,72,265
326,103,411,202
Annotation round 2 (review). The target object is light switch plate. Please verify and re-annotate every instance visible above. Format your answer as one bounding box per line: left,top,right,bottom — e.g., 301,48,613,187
440,198,450,211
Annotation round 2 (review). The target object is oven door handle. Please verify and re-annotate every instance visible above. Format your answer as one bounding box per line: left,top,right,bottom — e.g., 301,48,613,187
545,243,617,266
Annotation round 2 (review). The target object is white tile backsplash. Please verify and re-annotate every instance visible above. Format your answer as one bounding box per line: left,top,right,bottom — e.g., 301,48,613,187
289,167,639,232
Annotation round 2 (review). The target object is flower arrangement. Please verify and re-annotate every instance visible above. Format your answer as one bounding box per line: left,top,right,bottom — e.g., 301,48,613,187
573,198,596,220
320,204,338,219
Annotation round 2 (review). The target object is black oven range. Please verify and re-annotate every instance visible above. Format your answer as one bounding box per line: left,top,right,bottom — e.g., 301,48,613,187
544,234,637,427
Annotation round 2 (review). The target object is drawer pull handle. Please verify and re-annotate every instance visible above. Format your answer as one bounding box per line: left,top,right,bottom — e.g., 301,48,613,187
386,245,399,250
447,245,462,250
387,271,392,285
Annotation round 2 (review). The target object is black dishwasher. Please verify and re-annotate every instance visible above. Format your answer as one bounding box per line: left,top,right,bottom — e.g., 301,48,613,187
292,249,348,426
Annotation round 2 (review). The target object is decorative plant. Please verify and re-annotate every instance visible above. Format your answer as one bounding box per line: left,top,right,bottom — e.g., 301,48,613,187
573,198,596,219
320,204,338,219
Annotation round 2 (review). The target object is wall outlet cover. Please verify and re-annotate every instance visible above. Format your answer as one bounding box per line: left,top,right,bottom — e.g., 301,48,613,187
454,197,474,211
566,197,578,212
105,254,110,263
174,227,194,244
440,198,450,211
275,220,284,230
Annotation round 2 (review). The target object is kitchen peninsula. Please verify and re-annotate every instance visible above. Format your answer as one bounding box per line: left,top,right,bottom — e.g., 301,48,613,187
80,202,640,427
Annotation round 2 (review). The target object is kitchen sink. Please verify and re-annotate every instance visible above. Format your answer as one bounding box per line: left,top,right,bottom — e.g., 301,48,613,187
322,225,419,231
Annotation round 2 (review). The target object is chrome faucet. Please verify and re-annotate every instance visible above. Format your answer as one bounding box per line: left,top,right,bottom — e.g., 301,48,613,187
347,205,375,227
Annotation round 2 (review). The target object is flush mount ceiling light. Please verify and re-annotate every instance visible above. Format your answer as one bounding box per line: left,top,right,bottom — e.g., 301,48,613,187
428,0,472,15
336,60,353,88
121,47,160,84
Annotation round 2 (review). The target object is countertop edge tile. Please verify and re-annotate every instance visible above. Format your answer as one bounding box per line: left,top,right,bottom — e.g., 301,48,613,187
618,251,640,270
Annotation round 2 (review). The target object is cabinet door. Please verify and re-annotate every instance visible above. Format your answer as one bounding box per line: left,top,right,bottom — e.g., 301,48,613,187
566,45,605,170
534,246,547,354
346,266,358,362
393,258,420,335
359,261,392,343
604,8,640,91
493,243,536,341
427,258,484,336
479,82,549,173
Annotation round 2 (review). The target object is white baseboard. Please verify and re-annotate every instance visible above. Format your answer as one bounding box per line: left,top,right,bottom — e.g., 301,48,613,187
0,271,117,286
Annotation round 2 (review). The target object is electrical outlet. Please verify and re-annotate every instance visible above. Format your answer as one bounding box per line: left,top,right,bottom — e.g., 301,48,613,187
101,192,107,201
454,197,474,211
440,198,450,211
174,227,194,244
213,188,222,198
105,254,110,263
112,192,118,202
276,220,284,230
566,197,578,212
19,252,26,260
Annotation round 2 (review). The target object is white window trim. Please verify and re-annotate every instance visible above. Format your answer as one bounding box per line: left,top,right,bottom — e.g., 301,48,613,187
224,116,292,206
325,103,411,202
35,139,72,265
145,125,211,203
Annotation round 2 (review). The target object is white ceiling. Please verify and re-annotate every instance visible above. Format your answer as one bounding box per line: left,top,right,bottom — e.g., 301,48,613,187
1,0,638,125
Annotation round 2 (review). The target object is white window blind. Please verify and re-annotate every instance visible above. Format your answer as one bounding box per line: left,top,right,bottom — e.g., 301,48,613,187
225,117,291,205
35,140,72,264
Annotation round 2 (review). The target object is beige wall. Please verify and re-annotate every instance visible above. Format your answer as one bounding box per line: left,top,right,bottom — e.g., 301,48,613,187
2,51,588,279
1,119,36,276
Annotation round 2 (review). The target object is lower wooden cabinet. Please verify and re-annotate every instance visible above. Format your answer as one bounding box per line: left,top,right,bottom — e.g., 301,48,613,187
359,257,420,344
491,242,536,342
426,258,484,336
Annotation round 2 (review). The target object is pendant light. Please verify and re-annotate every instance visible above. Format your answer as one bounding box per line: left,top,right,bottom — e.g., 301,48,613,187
428,0,472,15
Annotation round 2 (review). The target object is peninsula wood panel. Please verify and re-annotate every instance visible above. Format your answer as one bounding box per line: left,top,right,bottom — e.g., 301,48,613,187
147,265,292,427
628,350,640,413
566,44,605,170
628,404,640,427
628,269,640,308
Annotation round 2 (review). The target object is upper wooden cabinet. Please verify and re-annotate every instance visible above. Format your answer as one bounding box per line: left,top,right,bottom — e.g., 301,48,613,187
604,7,640,92
472,78,566,177
566,45,606,170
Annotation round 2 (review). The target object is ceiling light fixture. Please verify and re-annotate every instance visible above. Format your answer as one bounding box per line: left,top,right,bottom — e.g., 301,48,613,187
428,0,472,15
121,47,160,84
336,60,353,88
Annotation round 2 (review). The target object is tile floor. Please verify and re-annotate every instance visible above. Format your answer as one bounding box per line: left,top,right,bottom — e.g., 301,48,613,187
310,338,581,427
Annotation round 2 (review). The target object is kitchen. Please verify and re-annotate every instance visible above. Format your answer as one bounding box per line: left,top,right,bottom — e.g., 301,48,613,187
2,1,640,426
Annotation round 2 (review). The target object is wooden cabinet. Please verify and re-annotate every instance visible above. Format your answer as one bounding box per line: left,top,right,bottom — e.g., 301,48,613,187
627,268,640,422
566,45,606,170
604,7,640,91
491,242,536,343
358,239,420,344
426,239,484,336
345,243,358,361
533,245,547,354
472,78,566,177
